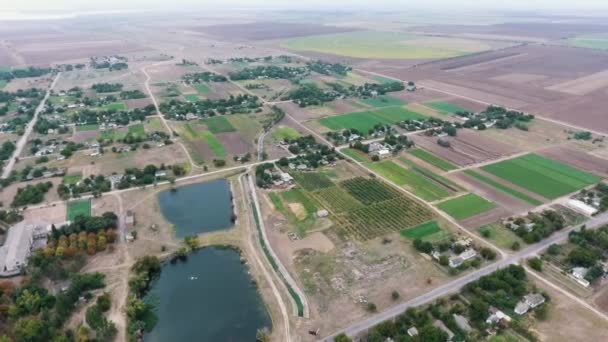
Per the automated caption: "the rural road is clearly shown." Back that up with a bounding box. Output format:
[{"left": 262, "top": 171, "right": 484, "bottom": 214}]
[
  {"left": 322, "top": 211, "right": 608, "bottom": 340},
  {"left": 1, "top": 72, "right": 61, "bottom": 179}
]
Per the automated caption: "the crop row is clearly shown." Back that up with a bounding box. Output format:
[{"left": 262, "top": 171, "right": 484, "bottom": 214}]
[
  {"left": 341, "top": 177, "right": 401, "bottom": 205},
  {"left": 292, "top": 172, "right": 335, "bottom": 191},
  {"left": 312, "top": 186, "right": 363, "bottom": 213}
]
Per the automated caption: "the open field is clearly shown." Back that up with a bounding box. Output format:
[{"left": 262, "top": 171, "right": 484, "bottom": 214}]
[
  {"left": 284, "top": 31, "right": 493, "bottom": 59},
  {"left": 408, "top": 148, "right": 457, "bottom": 171},
  {"left": 67, "top": 200, "right": 92, "bottom": 221},
  {"left": 400, "top": 220, "right": 448, "bottom": 242},
  {"left": 423, "top": 101, "right": 470, "bottom": 114},
  {"left": 271, "top": 126, "right": 300, "bottom": 141},
  {"left": 437, "top": 193, "right": 496, "bottom": 220},
  {"left": 481, "top": 153, "right": 601, "bottom": 199},
  {"left": 360, "top": 95, "right": 406, "bottom": 108},
  {"left": 318, "top": 106, "right": 425, "bottom": 132},
  {"left": 463, "top": 170, "right": 543, "bottom": 206},
  {"left": 204, "top": 116, "right": 236, "bottom": 134},
  {"left": 567, "top": 33, "right": 608, "bottom": 50},
  {"left": 196, "top": 21, "right": 358, "bottom": 40}
]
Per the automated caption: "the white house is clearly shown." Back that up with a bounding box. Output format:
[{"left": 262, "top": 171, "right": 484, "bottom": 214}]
[{"left": 571, "top": 267, "right": 590, "bottom": 287}]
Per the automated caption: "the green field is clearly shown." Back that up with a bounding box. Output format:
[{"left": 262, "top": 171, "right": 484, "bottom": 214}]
[
  {"left": 481, "top": 154, "right": 600, "bottom": 199},
  {"left": 400, "top": 220, "right": 442, "bottom": 240},
  {"left": 193, "top": 83, "right": 210, "bottom": 94},
  {"left": 63, "top": 173, "right": 82, "bottom": 185},
  {"left": 67, "top": 200, "right": 92, "bottom": 221},
  {"left": 437, "top": 193, "right": 496, "bottom": 220},
  {"left": 424, "top": 101, "right": 470, "bottom": 114},
  {"left": 283, "top": 31, "right": 489, "bottom": 59},
  {"left": 464, "top": 170, "right": 543, "bottom": 206},
  {"left": 341, "top": 148, "right": 369, "bottom": 163},
  {"left": 281, "top": 188, "right": 318, "bottom": 213},
  {"left": 409, "top": 148, "right": 457, "bottom": 171},
  {"left": 128, "top": 123, "right": 145, "bottom": 136},
  {"left": 76, "top": 124, "right": 99, "bottom": 131},
  {"left": 103, "top": 102, "right": 126, "bottom": 111},
  {"left": 272, "top": 126, "right": 300, "bottom": 141},
  {"left": 100, "top": 129, "right": 126, "bottom": 141},
  {"left": 204, "top": 116, "right": 236, "bottom": 134},
  {"left": 478, "top": 223, "right": 523, "bottom": 250},
  {"left": 319, "top": 106, "right": 425, "bottom": 132},
  {"left": 366, "top": 160, "right": 451, "bottom": 201},
  {"left": 269, "top": 192, "right": 285, "bottom": 212},
  {"left": 184, "top": 94, "right": 199, "bottom": 102},
  {"left": 371, "top": 75, "right": 398, "bottom": 84},
  {"left": 568, "top": 34, "right": 608, "bottom": 50},
  {"left": 201, "top": 131, "right": 225, "bottom": 157},
  {"left": 361, "top": 95, "right": 406, "bottom": 108},
  {"left": 399, "top": 157, "right": 462, "bottom": 190}
]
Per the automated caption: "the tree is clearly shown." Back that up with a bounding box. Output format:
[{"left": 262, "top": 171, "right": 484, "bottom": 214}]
[
  {"left": 334, "top": 333, "right": 352, "bottom": 342},
  {"left": 511, "top": 241, "right": 521, "bottom": 251},
  {"left": 528, "top": 257, "right": 543, "bottom": 272},
  {"left": 14, "top": 316, "right": 49, "bottom": 342},
  {"left": 391, "top": 291, "right": 400, "bottom": 300},
  {"left": 97, "top": 293, "right": 111, "bottom": 312},
  {"left": 366, "top": 302, "right": 377, "bottom": 312}
]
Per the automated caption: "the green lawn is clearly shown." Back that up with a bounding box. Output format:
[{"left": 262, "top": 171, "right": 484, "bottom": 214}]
[
  {"left": 128, "top": 123, "right": 145, "bottom": 137},
  {"left": 272, "top": 126, "right": 300, "bottom": 141},
  {"left": 341, "top": 148, "right": 370, "bottom": 163},
  {"left": 478, "top": 223, "right": 523, "bottom": 250},
  {"left": 63, "top": 173, "right": 82, "bottom": 185},
  {"left": 437, "top": 193, "right": 496, "bottom": 220},
  {"left": 319, "top": 106, "right": 425, "bottom": 132},
  {"left": 361, "top": 95, "right": 406, "bottom": 108},
  {"left": 464, "top": 170, "right": 543, "bottom": 206},
  {"left": 76, "top": 124, "right": 99, "bottom": 131},
  {"left": 481, "top": 154, "right": 600, "bottom": 199},
  {"left": 400, "top": 220, "right": 442, "bottom": 240},
  {"left": 424, "top": 101, "right": 470, "bottom": 114},
  {"left": 201, "top": 131, "right": 225, "bottom": 157},
  {"left": 193, "top": 83, "right": 210, "bottom": 94},
  {"left": 67, "top": 200, "right": 92, "bottom": 221},
  {"left": 204, "top": 116, "right": 236, "bottom": 134},
  {"left": 184, "top": 94, "right": 199, "bottom": 102},
  {"left": 103, "top": 102, "right": 126, "bottom": 111},
  {"left": 367, "top": 160, "right": 451, "bottom": 201},
  {"left": 409, "top": 148, "right": 457, "bottom": 171}
]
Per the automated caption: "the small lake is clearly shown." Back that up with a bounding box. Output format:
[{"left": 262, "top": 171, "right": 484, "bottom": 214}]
[
  {"left": 158, "top": 179, "right": 234, "bottom": 238},
  {"left": 144, "top": 247, "right": 272, "bottom": 342}
]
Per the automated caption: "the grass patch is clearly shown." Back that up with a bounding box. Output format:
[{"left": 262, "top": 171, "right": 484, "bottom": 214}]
[
  {"left": 146, "top": 118, "right": 164, "bottom": 131},
  {"left": 272, "top": 126, "right": 300, "bottom": 141},
  {"left": 184, "top": 94, "right": 199, "bottom": 102},
  {"left": 100, "top": 129, "right": 126, "bottom": 141},
  {"left": 193, "top": 83, "right": 210, "bottom": 94},
  {"left": 478, "top": 223, "right": 523, "bottom": 250},
  {"left": 67, "top": 200, "right": 92, "bottom": 221},
  {"left": 200, "top": 131, "right": 225, "bottom": 157},
  {"left": 128, "top": 123, "right": 145, "bottom": 137},
  {"left": 204, "top": 116, "right": 236, "bottom": 134},
  {"left": 481, "top": 154, "right": 600, "bottom": 199},
  {"left": 424, "top": 101, "right": 470, "bottom": 114},
  {"left": 282, "top": 188, "right": 318, "bottom": 213},
  {"left": 63, "top": 173, "right": 82, "bottom": 185},
  {"left": 292, "top": 172, "right": 334, "bottom": 191},
  {"left": 464, "top": 170, "right": 543, "bottom": 205},
  {"left": 319, "top": 106, "right": 425, "bottom": 132},
  {"left": 102, "top": 102, "right": 126, "bottom": 111},
  {"left": 409, "top": 148, "right": 457, "bottom": 171},
  {"left": 400, "top": 220, "right": 441, "bottom": 240},
  {"left": 76, "top": 124, "right": 99, "bottom": 132},
  {"left": 366, "top": 160, "right": 451, "bottom": 201},
  {"left": 437, "top": 193, "right": 496, "bottom": 220},
  {"left": 268, "top": 192, "right": 285, "bottom": 212},
  {"left": 371, "top": 75, "right": 398, "bottom": 84},
  {"left": 361, "top": 95, "right": 406, "bottom": 108},
  {"left": 341, "top": 148, "right": 369, "bottom": 163}
]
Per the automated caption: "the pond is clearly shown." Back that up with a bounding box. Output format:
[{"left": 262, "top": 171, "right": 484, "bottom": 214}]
[
  {"left": 144, "top": 247, "right": 272, "bottom": 341},
  {"left": 158, "top": 179, "right": 234, "bottom": 238}
]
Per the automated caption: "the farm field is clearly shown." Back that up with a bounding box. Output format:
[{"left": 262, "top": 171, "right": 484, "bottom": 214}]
[
  {"left": 408, "top": 148, "right": 457, "bottom": 171},
  {"left": 103, "top": 102, "right": 127, "bottom": 111},
  {"left": 361, "top": 95, "right": 406, "bottom": 108},
  {"left": 67, "top": 200, "right": 92, "bottom": 221},
  {"left": 423, "top": 101, "right": 470, "bottom": 114},
  {"left": 567, "top": 34, "right": 608, "bottom": 50},
  {"left": 400, "top": 220, "right": 449, "bottom": 242},
  {"left": 283, "top": 31, "right": 491, "bottom": 59},
  {"left": 481, "top": 154, "right": 601, "bottom": 199},
  {"left": 193, "top": 83, "right": 210, "bottom": 94},
  {"left": 341, "top": 148, "right": 369, "bottom": 163},
  {"left": 318, "top": 106, "right": 425, "bottom": 132},
  {"left": 437, "top": 193, "right": 496, "bottom": 220},
  {"left": 271, "top": 126, "right": 300, "bottom": 141},
  {"left": 184, "top": 94, "right": 199, "bottom": 102},
  {"left": 76, "top": 124, "right": 99, "bottom": 132},
  {"left": 204, "top": 116, "right": 236, "bottom": 134},
  {"left": 463, "top": 170, "right": 543, "bottom": 205},
  {"left": 366, "top": 160, "right": 451, "bottom": 201}
]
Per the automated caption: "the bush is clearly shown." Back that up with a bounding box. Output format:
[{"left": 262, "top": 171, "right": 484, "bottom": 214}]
[
  {"left": 511, "top": 241, "right": 521, "bottom": 251},
  {"left": 366, "top": 302, "right": 377, "bottom": 312},
  {"left": 391, "top": 291, "right": 400, "bottom": 300},
  {"left": 528, "top": 257, "right": 543, "bottom": 272}
]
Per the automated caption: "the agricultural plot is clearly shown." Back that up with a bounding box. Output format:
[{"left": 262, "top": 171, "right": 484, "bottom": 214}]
[
  {"left": 340, "top": 148, "right": 369, "bottom": 163},
  {"left": 271, "top": 126, "right": 300, "bottom": 141},
  {"left": 102, "top": 102, "right": 126, "bottom": 111},
  {"left": 481, "top": 154, "right": 600, "bottom": 199},
  {"left": 366, "top": 160, "right": 451, "bottom": 201},
  {"left": 204, "top": 116, "right": 236, "bottom": 134},
  {"left": 361, "top": 95, "right": 405, "bottom": 108},
  {"left": 409, "top": 148, "right": 457, "bottom": 171},
  {"left": 128, "top": 123, "right": 145, "bottom": 137},
  {"left": 424, "top": 101, "right": 470, "bottom": 114},
  {"left": 312, "top": 186, "right": 363, "bottom": 213},
  {"left": 193, "top": 83, "right": 210, "bottom": 94},
  {"left": 184, "top": 94, "right": 199, "bottom": 102},
  {"left": 463, "top": 170, "right": 543, "bottom": 206},
  {"left": 67, "top": 200, "right": 91, "bottom": 221},
  {"left": 281, "top": 188, "right": 318, "bottom": 214},
  {"left": 400, "top": 220, "right": 448, "bottom": 242},
  {"left": 341, "top": 177, "right": 401, "bottom": 205},
  {"left": 568, "top": 34, "right": 608, "bottom": 50},
  {"left": 318, "top": 106, "right": 425, "bottom": 132},
  {"left": 291, "top": 172, "right": 334, "bottom": 191},
  {"left": 76, "top": 124, "right": 99, "bottom": 132},
  {"left": 437, "top": 193, "right": 496, "bottom": 220}
]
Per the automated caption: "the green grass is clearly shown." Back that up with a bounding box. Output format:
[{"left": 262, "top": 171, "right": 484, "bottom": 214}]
[
  {"left": 63, "top": 173, "right": 82, "bottom": 185},
  {"left": 366, "top": 160, "right": 451, "bottom": 201},
  {"left": 481, "top": 154, "right": 600, "bottom": 199},
  {"left": 146, "top": 118, "right": 164, "bottom": 131},
  {"left": 424, "top": 101, "right": 470, "bottom": 114},
  {"left": 437, "top": 193, "right": 496, "bottom": 220},
  {"left": 184, "top": 94, "right": 199, "bottom": 102},
  {"left": 76, "top": 124, "right": 99, "bottom": 131},
  {"left": 281, "top": 188, "right": 318, "bottom": 213},
  {"left": 478, "top": 223, "right": 523, "bottom": 250},
  {"left": 204, "top": 116, "right": 236, "bottom": 134},
  {"left": 319, "top": 106, "right": 425, "bottom": 132},
  {"left": 128, "top": 123, "right": 145, "bottom": 137},
  {"left": 400, "top": 220, "right": 441, "bottom": 240},
  {"left": 464, "top": 170, "right": 543, "bottom": 206},
  {"left": 200, "top": 131, "right": 225, "bottom": 157},
  {"left": 341, "top": 148, "right": 369, "bottom": 163},
  {"left": 67, "top": 200, "right": 92, "bottom": 221},
  {"left": 283, "top": 31, "right": 488, "bottom": 59},
  {"left": 100, "top": 129, "right": 126, "bottom": 140},
  {"left": 399, "top": 157, "right": 462, "bottom": 190},
  {"left": 371, "top": 75, "right": 398, "bottom": 84},
  {"left": 103, "top": 102, "right": 126, "bottom": 111},
  {"left": 193, "top": 83, "right": 210, "bottom": 94},
  {"left": 361, "top": 95, "right": 406, "bottom": 108},
  {"left": 409, "top": 148, "right": 457, "bottom": 171},
  {"left": 272, "top": 126, "right": 300, "bottom": 141},
  {"left": 269, "top": 192, "right": 285, "bottom": 212}
]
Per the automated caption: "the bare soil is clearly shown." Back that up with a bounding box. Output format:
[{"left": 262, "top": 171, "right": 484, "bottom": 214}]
[
  {"left": 217, "top": 131, "right": 250, "bottom": 155},
  {"left": 451, "top": 171, "right": 532, "bottom": 213},
  {"left": 194, "top": 22, "right": 358, "bottom": 41},
  {"left": 539, "top": 145, "right": 608, "bottom": 178}
]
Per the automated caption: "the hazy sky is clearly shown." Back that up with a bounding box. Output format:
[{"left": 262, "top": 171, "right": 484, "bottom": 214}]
[{"left": 2, "top": 0, "right": 608, "bottom": 13}]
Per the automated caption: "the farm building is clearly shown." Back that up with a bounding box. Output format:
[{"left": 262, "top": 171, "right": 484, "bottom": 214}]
[{"left": 566, "top": 199, "right": 598, "bottom": 216}]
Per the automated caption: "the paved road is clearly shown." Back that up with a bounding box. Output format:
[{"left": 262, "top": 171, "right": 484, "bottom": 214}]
[
  {"left": 1, "top": 73, "right": 61, "bottom": 179},
  {"left": 323, "top": 211, "right": 608, "bottom": 340}
]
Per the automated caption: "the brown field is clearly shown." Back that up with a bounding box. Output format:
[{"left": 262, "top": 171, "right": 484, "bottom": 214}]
[
  {"left": 547, "top": 69, "right": 608, "bottom": 95},
  {"left": 491, "top": 72, "right": 548, "bottom": 84},
  {"left": 538, "top": 145, "right": 608, "bottom": 178},
  {"left": 194, "top": 22, "right": 358, "bottom": 41},
  {"left": 216, "top": 132, "right": 250, "bottom": 155},
  {"left": 460, "top": 206, "right": 512, "bottom": 229},
  {"left": 411, "top": 129, "right": 521, "bottom": 166},
  {"left": 124, "top": 98, "right": 153, "bottom": 109}
]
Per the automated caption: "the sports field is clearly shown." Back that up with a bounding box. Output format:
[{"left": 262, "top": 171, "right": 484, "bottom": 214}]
[
  {"left": 367, "top": 160, "right": 451, "bottom": 201},
  {"left": 409, "top": 148, "right": 457, "bottom": 171},
  {"left": 283, "top": 31, "right": 490, "bottom": 59},
  {"left": 481, "top": 154, "right": 600, "bottom": 199},
  {"left": 319, "top": 107, "right": 425, "bottom": 132},
  {"left": 272, "top": 126, "right": 300, "bottom": 141},
  {"left": 463, "top": 170, "right": 543, "bottom": 206},
  {"left": 67, "top": 200, "right": 92, "bottom": 221},
  {"left": 204, "top": 116, "right": 236, "bottom": 134},
  {"left": 400, "top": 220, "right": 445, "bottom": 241},
  {"left": 361, "top": 95, "right": 406, "bottom": 108},
  {"left": 437, "top": 193, "right": 496, "bottom": 220},
  {"left": 424, "top": 101, "right": 470, "bottom": 114}
]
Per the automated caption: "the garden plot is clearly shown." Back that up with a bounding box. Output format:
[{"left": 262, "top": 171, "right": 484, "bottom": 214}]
[
  {"left": 318, "top": 106, "right": 425, "bottom": 132},
  {"left": 436, "top": 193, "right": 496, "bottom": 221}
]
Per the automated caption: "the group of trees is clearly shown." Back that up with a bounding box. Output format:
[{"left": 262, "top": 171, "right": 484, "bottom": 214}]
[
  {"left": 361, "top": 306, "right": 452, "bottom": 342},
  {"left": 306, "top": 60, "right": 351, "bottom": 76},
  {"left": 90, "top": 56, "right": 129, "bottom": 71},
  {"left": 456, "top": 105, "right": 535, "bottom": 131},
  {"left": 0, "top": 67, "right": 52, "bottom": 83},
  {"left": 0, "top": 141, "right": 16, "bottom": 161},
  {"left": 57, "top": 175, "right": 110, "bottom": 199},
  {"left": 566, "top": 225, "right": 608, "bottom": 282},
  {"left": 278, "top": 135, "right": 340, "bottom": 168},
  {"left": 229, "top": 65, "right": 310, "bottom": 82},
  {"left": 182, "top": 72, "right": 227, "bottom": 83},
  {"left": 510, "top": 210, "right": 566, "bottom": 244},
  {"left": 160, "top": 94, "right": 262, "bottom": 119},
  {"left": 127, "top": 256, "right": 161, "bottom": 342},
  {"left": 119, "top": 90, "right": 147, "bottom": 100},
  {"left": 72, "top": 105, "right": 156, "bottom": 127},
  {"left": 43, "top": 228, "right": 118, "bottom": 258},
  {"left": 284, "top": 80, "right": 405, "bottom": 108},
  {"left": 11, "top": 182, "right": 53, "bottom": 207},
  {"left": 255, "top": 163, "right": 276, "bottom": 188},
  {"left": 91, "top": 83, "right": 124, "bottom": 93},
  {"left": 84, "top": 292, "right": 116, "bottom": 341}
]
